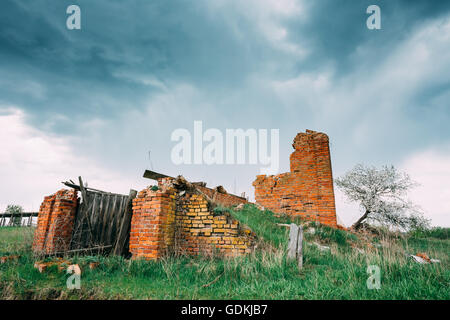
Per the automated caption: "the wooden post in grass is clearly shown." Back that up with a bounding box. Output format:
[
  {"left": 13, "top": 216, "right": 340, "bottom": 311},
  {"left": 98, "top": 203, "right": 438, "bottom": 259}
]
[
  {"left": 297, "top": 225, "right": 303, "bottom": 269},
  {"left": 287, "top": 223, "right": 303, "bottom": 270}
]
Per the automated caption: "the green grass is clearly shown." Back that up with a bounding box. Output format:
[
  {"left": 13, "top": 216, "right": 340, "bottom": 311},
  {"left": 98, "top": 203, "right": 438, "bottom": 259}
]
[
  {"left": 409, "top": 227, "right": 450, "bottom": 240},
  {"left": 0, "top": 207, "right": 449, "bottom": 300}
]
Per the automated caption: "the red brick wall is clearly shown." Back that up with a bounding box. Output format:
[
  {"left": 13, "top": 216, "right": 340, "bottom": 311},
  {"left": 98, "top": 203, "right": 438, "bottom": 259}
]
[
  {"left": 130, "top": 181, "right": 255, "bottom": 260},
  {"left": 175, "top": 193, "right": 254, "bottom": 257},
  {"left": 196, "top": 186, "right": 247, "bottom": 207},
  {"left": 33, "top": 189, "right": 78, "bottom": 254},
  {"left": 253, "top": 130, "right": 337, "bottom": 227},
  {"left": 129, "top": 185, "right": 176, "bottom": 260}
]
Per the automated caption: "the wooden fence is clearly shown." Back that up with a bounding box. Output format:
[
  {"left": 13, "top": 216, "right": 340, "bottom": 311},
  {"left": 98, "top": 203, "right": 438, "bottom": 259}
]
[
  {"left": 0, "top": 212, "right": 38, "bottom": 227},
  {"left": 66, "top": 178, "right": 137, "bottom": 256}
]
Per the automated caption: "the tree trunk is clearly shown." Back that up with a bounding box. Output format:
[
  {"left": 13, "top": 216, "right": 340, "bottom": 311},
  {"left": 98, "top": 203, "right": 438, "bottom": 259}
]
[{"left": 352, "top": 210, "right": 369, "bottom": 230}]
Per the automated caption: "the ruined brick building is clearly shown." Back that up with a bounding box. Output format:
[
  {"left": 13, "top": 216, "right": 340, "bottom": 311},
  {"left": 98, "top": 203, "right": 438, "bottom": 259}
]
[
  {"left": 32, "top": 177, "right": 255, "bottom": 259},
  {"left": 129, "top": 177, "right": 255, "bottom": 260},
  {"left": 253, "top": 130, "right": 337, "bottom": 227},
  {"left": 32, "top": 129, "right": 338, "bottom": 260}
]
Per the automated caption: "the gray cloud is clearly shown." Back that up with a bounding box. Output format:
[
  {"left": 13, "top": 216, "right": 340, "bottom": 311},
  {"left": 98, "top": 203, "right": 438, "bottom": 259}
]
[{"left": 1, "top": 0, "right": 449, "bottom": 225}]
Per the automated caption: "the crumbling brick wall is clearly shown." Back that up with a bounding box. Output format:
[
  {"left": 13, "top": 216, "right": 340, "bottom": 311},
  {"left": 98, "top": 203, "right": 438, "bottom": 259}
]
[
  {"left": 195, "top": 185, "right": 247, "bottom": 207},
  {"left": 33, "top": 189, "right": 78, "bottom": 254},
  {"left": 175, "top": 193, "right": 254, "bottom": 257},
  {"left": 130, "top": 179, "right": 255, "bottom": 260},
  {"left": 129, "top": 184, "right": 176, "bottom": 260},
  {"left": 253, "top": 130, "right": 337, "bottom": 227}
]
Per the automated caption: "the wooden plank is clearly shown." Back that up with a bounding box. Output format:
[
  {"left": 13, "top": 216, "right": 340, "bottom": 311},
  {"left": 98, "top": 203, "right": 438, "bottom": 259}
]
[
  {"left": 95, "top": 192, "right": 106, "bottom": 244},
  {"left": 111, "top": 197, "right": 124, "bottom": 247},
  {"left": 80, "top": 192, "right": 91, "bottom": 248},
  {"left": 70, "top": 199, "right": 84, "bottom": 250},
  {"left": 105, "top": 194, "right": 118, "bottom": 246},
  {"left": 0, "top": 212, "right": 38, "bottom": 218},
  {"left": 143, "top": 170, "right": 172, "bottom": 180},
  {"left": 94, "top": 192, "right": 104, "bottom": 246},
  {"left": 297, "top": 225, "right": 303, "bottom": 269},
  {"left": 287, "top": 224, "right": 299, "bottom": 260},
  {"left": 62, "top": 181, "right": 119, "bottom": 195},
  {"left": 42, "top": 245, "right": 113, "bottom": 258},
  {"left": 78, "top": 176, "right": 87, "bottom": 200},
  {"left": 100, "top": 193, "right": 111, "bottom": 242},
  {"left": 108, "top": 196, "right": 124, "bottom": 245},
  {"left": 80, "top": 190, "right": 95, "bottom": 249},
  {"left": 276, "top": 223, "right": 291, "bottom": 228},
  {"left": 86, "top": 191, "right": 98, "bottom": 247},
  {"left": 89, "top": 192, "right": 99, "bottom": 246},
  {"left": 113, "top": 189, "right": 137, "bottom": 255},
  {"left": 63, "top": 177, "right": 134, "bottom": 254}
]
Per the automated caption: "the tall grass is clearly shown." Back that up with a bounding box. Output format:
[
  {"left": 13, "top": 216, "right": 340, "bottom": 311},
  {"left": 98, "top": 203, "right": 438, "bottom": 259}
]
[{"left": 0, "top": 208, "right": 448, "bottom": 300}]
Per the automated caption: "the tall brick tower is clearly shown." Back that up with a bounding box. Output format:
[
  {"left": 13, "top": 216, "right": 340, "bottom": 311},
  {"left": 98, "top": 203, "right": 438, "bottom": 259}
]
[{"left": 253, "top": 130, "right": 337, "bottom": 227}]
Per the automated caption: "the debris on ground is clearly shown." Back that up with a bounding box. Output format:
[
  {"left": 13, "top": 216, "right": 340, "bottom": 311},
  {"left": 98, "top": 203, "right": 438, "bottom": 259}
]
[
  {"left": 34, "top": 257, "right": 71, "bottom": 273},
  {"left": 235, "top": 203, "right": 245, "bottom": 210},
  {"left": 309, "top": 242, "right": 330, "bottom": 251},
  {"left": 409, "top": 255, "right": 429, "bottom": 264},
  {"left": 307, "top": 227, "right": 316, "bottom": 235},
  {"left": 430, "top": 259, "right": 441, "bottom": 264},
  {"left": 416, "top": 252, "right": 431, "bottom": 263},
  {"left": 89, "top": 262, "right": 100, "bottom": 270},
  {"left": 409, "top": 253, "right": 441, "bottom": 264},
  {"left": 0, "top": 255, "right": 20, "bottom": 264}
]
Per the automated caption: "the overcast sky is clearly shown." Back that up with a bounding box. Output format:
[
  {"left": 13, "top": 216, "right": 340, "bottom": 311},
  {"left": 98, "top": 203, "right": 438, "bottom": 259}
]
[{"left": 1, "top": 0, "right": 449, "bottom": 227}]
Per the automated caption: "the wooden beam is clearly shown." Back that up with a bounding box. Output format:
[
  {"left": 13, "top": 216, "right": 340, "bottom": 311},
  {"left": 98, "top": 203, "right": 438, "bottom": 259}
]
[
  {"left": 0, "top": 212, "right": 38, "bottom": 218},
  {"left": 62, "top": 181, "right": 119, "bottom": 195},
  {"left": 287, "top": 223, "right": 303, "bottom": 270},
  {"left": 287, "top": 224, "right": 299, "bottom": 260},
  {"left": 143, "top": 170, "right": 172, "bottom": 180},
  {"left": 297, "top": 225, "right": 303, "bottom": 269},
  {"left": 39, "top": 245, "right": 113, "bottom": 258},
  {"left": 276, "top": 223, "right": 291, "bottom": 228}
]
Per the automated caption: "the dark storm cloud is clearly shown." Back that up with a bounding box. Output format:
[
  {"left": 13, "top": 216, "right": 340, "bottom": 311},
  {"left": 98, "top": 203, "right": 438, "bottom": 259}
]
[
  {"left": 287, "top": 0, "right": 450, "bottom": 74},
  {"left": 1, "top": 0, "right": 449, "bottom": 133},
  {"left": 1, "top": 0, "right": 450, "bottom": 226},
  {"left": 0, "top": 0, "right": 289, "bottom": 133},
  {"left": 0, "top": 0, "right": 448, "bottom": 166}
]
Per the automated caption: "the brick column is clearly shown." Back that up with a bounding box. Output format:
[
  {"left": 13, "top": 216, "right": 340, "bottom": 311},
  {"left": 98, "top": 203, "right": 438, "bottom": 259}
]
[
  {"left": 130, "top": 185, "right": 176, "bottom": 260},
  {"left": 313, "top": 134, "right": 337, "bottom": 227},
  {"left": 253, "top": 130, "right": 338, "bottom": 228},
  {"left": 33, "top": 189, "right": 78, "bottom": 254}
]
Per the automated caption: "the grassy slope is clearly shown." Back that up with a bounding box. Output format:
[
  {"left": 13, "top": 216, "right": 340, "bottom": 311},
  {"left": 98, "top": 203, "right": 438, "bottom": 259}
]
[{"left": 0, "top": 206, "right": 449, "bottom": 300}]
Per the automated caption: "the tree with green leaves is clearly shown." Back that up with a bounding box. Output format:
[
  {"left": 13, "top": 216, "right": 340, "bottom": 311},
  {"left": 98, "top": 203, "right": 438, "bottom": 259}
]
[{"left": 5, "top": 204, "right": 24, "bottom": 227}]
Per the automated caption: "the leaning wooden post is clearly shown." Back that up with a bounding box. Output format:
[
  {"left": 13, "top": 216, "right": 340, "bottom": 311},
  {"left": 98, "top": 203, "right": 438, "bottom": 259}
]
[
  {"left": 297, "top": 225, "right": 303, "bottom": 269},
  {"left": 288, "top": 224, "right": 299, "bottom": 260},
  {"left": 287, "top": 223, "right": 303, "bottom": 270}
]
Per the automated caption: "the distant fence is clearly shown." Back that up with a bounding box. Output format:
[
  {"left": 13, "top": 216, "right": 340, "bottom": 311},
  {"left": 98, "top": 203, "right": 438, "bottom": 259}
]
[{"left": 0, "top": 212, "right": 38, "bottom": 227}]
